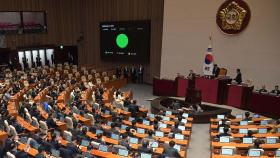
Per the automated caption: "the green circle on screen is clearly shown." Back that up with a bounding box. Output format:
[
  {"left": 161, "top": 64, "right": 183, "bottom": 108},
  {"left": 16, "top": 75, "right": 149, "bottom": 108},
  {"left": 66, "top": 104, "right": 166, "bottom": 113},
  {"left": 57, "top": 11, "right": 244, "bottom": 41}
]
[{"left": 116, "top": 33, "right": 128, "bottom": 49}]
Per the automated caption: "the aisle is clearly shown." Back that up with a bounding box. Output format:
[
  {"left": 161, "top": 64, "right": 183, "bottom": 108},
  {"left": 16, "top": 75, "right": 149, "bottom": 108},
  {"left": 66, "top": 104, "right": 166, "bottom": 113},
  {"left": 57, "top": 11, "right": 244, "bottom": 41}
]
[{"left": 187, "top": 124, "right": 211, "bottom": 158}]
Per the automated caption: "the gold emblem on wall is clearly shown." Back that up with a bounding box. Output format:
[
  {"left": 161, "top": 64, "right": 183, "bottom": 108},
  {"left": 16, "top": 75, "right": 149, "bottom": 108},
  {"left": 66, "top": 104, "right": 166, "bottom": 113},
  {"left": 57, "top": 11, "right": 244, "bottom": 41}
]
[{"left": 216, "top": 0, "right": 251, "bottom": 35}]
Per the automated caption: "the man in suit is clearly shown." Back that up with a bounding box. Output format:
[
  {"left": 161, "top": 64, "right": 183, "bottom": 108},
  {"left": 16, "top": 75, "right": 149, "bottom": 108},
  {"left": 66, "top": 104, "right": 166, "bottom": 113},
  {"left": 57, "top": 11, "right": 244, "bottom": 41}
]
[
  {"left": 116, "top": 66, "right": 122, "bottom": 79},
  {"left": 35, "top": 146, "right": 46, "bottom": 158},
  {"left": 123, "top": 66, "right": 129, "bottom": 78},
  {"left": 216, "top": 127, "right": 231, "bottom": 138},
  {"left": 234, "top": 68, "right": 242, "bottom": 84},
  {"left": 138, "top": 140, "right": 153, "bottom": 154},
  {"left": 259, "top": 85, "right": 268, "bottom": 93},
  {"left": 171, "top": 122, "right": 182, "bottom": 134},
  {"left": 271, "top": 85, "right": 280, "bottom": 95},
  {"left": 212, "top": 64, "right": 220, "bottom": 78},
  {"left": 137, "top": 65, "right": 144, "bottom": 84},
  {"left": 128, "top": 100, "right": 139, "bottom": 117},
  {"left": 242, "top": 112, "right": 252, "bottom": 121},
  {"left": 162, "top": 141, "right": 181, "bottom": 158}
]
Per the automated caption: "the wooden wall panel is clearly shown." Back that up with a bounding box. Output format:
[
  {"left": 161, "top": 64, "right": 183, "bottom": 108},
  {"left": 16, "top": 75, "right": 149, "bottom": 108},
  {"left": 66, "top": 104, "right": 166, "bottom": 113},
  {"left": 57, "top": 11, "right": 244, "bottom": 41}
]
[{"left": 0, "top": 0, "right": 164, "bottom": 83}]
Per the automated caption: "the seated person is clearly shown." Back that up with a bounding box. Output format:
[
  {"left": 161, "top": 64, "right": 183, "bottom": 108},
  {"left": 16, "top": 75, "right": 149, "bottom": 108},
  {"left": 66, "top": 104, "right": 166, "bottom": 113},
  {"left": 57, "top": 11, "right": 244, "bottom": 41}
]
[
  {"left": 94, "top": 133, "right": 106, "bottom": 145},
  {"left": 242, "top": 112, "right": 252, "bottom": 121},
  {"left": 212, "top": 64, "right": 220, "bottom": 78},
  {"left": 187, "top": 70, "right": 195, "bottom": 79},
  {"left": 234, "top": 69, "right": 242, "bottom": 84},
  {"left": 270, "top": 119, "right": 280, "bottom": 133},
  {"left": 217, "top": 119, "right": 230, "bottom": 130},
  {"left": 271, "top": 85, "right": 280, "bottom": 95},
  {"left": 258, "top": 85, "right": 268, "bottom": 93},
  {"left": 138, "top": 140, "right": 153, "bottom": 154},
  {"left": 171, "top": 122, "right": 182, "bottom": 134},
  {"left": 216, "top": 127, "right": 231, "bottom": 138},
  {"left": 244, "top": 130, "right": 254, "bottom": 138},
  {"left": 35, "top": 146, "right": 46, "bottom": 158},
  {"left": 162, "top": 141, "right": 181, "bottom": 158}
]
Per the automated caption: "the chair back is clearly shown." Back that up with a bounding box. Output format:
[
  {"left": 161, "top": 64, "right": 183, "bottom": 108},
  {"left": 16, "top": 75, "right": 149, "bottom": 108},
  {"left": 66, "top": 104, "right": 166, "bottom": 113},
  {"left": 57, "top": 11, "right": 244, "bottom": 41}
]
[
  {"left": 31, "top": 117, "right": 39, "bottom": 128},
  {"left": 219, "top": 68, "right": 227, "bottom": 77},
  {"left": 9, "top": 125, "right": 18, "bottom": 137},
  {"left": 65, "top": 117, "right": 74, "bottom": 129},
  {"left": 6, "top": 152, "right": 16, "bottom": 158}
]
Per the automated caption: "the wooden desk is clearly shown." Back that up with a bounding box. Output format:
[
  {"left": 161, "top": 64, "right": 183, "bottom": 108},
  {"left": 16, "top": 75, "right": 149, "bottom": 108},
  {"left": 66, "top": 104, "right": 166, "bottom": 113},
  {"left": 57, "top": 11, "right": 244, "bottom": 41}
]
[
  {"left": 212, "top": 154, "right": 269, "bottom": 158},
  {"left": 16, "top": 116, "right": 38, "bottom": 132},
  {"left": 0, "top": 131, "right": 8, "bottom": 145},
  {"left": 18, "top": 143, "right": 38, "bottom": 157},
  {"left": 91, "top": 149, "right": 132, "bottom": 158}
]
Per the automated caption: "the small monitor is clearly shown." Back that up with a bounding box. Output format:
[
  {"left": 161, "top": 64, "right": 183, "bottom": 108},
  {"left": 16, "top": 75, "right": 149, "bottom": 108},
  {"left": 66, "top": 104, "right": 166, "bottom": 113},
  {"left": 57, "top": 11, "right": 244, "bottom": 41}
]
[
  {"left": 217, "top": 115, "right": 225, "bottom": 119},
  {"left": 118, "top": 149, "right": 129, "bottom": 157},
  {"left": 140, "top": 153, "right": 152, "bottom": 158},
  {"left": 236, "top": 114, "right": 243, "bottom": 119},
  {"left": 181, "top": 119, "right": 187, "bottom": 124},
  {"left": 155, "top": 131, "right": 164, "bottom": 137},
  {"left": 248, "top": 149, "right": 262, "bottom": 157},
  {"left": 96, "top": 129, "right": 103, "bottom": 135},
  {"left": 66, "top": 135, "right": 72, "bottom": 142},
  {"left": 60, "top": 116, "right": 65, "bottom": 121},
  {"left": 266, "top": 137, "right": 277, "bottom": 144},
  {"left": 163, "top": 116, "right": 170, "bottom": 121},
  {"left": 218, "top": 121, "right": 223, "bottom": 125},
  {"left": 165, "top": 111, "right": 172, "bottom": 116},
  {"left": 137, "top": 128, "right": 145, "bottom": 134},
  {"left": 243, "top": 137, "right": 253, "bottom": 144},
  {"left": 150, "top": 141, "right": 159, "bottom": 148},
  {"left": 54, "top": 130, "right": 60, "bottom": 137},
  {"left": 99, "top": 144, "right": 108, "bottom": 152},
  {"left": 178, "top": 126, "right": 185, "bottom": 131},
  {"left": 221, "top": 148, "right": 234, "bottom": 156},
  {"left": 129, "top": 117, "right": 135, "bottom": 122},
  {"left": 253, "top": 114, "right": 260, "bottom": 118},
  {"left": 148, "top": 113, "right": 155, "bottom": 118},
  {"left": 124, "top": 107, "right": 129, "bottom": 111},
  {"left": 105, "top": 110, "right": 110, "bottom": 115},
  {"left": 121, "top": 124, "right": 128, "bottom": 130},
  {"left": 258, "top": 128, "right": 267, "bottom": 134},
  {"left": 219, "top": 136, "right": 230, "bottom": 143},
  {"left": 219, "top": 127, "right": 224, "bottom": 133},
  {"left": 159, "top": 123, "right": 167, "bottom": 129},
  {"left": 51, "top": 149, "right": 60, "bottom": 157},
  {"left": 111, "top": 133, "right": 119, "bottom": 140},
  {"left": 107, "top": 121, "right": 113, "bottom": 126},
  {"left": 239, "top": 128, "right": 248, "bottom": 134},
  {"left": 275, "top": 149, "right": 280, "bottom": 157},
  {"left": 240, "top": 121, "right": 248, "bottom": 126},
  {"left": 174, "top": 134, "right": 184, "bottom": 140},
  {"left": 182, "top": 113, "right": 189, "bottom": 118},
  {"left": 81, "top": 140, "right": 90, "bottom": 147},
  {"left": 143, "top": 120, "right": 150, "bottom": 126},
  {"left": 129, "top": 137, "right": 139, "bottom": 144},
  {"left": 260, "top": 120, "right": 268, "bottom": 125},
  {"left": 173, "top": 144, "right": 181, "bottom": 151},
  {"left": 278, "top": 128, "right": 280, "bottom": 133}
]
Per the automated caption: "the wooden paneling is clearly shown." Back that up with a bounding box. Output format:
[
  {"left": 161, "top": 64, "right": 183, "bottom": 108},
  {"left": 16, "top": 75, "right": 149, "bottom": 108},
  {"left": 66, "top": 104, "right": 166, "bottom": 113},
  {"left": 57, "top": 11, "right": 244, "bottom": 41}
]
[{"left": 0, "top": 0, "right": 164, "bottom": 83}]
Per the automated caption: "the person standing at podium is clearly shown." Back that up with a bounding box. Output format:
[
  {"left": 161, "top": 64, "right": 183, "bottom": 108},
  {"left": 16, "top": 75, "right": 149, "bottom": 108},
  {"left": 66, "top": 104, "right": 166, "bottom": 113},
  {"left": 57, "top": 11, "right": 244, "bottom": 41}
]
[
  {"left": 212, "top": 64, "right": 220, "bottom": 78},
  {"left": 234, "top": 68, "right": 242, "bottom": 84},
  {"left": 271, "top": 85, "right": 280, "bottom": 95}
]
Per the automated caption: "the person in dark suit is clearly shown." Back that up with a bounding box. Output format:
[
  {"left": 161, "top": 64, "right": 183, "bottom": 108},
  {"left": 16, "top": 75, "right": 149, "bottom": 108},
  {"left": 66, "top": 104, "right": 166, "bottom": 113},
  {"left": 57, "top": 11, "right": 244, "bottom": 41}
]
[
  {"left": 123, "top": 66, "right": 129, "bottom": 79},
  {"left": 123, "top": 97, "right": 131, "bottom": 107},
  {"left": 137, "top": 65, "right": 144, "bottom": 84},
  {"left": 242, "top": 112, "right": 252, "bottom": 121},
  {"left": 234, "top": 69, "right": 242, "bottom": 84},
  {"left": 212, "top": 64, "right": 220, "bottom": 78},
  {"left": 171, "top": 122, "right": 182, "bottom": 134},
  {"left": 162, "top": 141, "right": 181, "bottom": 158},
  {"left": 116, "top": 66, "right": 122, "bottom": 79},
  {"left": 35, "top": 146, "right": 46, "bottom": 158},
  {"left": 128, "top": 100, "right": 139, "bottom": 117},
  {"left": 271, "top": 85, "right": 280, "bottom": 95},
  {"left": 216, "top": 127, "right": 231, "bottom": 138},
  {"left": 217, "top": 119, "right": 230, "bottom": 130},
  {"left": 259, "top": 85, "right": 268, "bottom": 93},
  {"left": 138, "top": 140, "right": 153, "bottom": 154},
  {"left": 59, "top": 147, "right": 73, "bottom": 158}
]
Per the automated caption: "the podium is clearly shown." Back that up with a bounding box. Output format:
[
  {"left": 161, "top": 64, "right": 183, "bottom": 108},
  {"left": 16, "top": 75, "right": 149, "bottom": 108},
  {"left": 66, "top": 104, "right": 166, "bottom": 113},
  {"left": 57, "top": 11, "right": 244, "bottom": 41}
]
[
  {"left": 226, "top": 84, "right": 253, "bottom": 108},
  {"left": 195, "top": 77, "right": 231, "bottom": 104},
  {"left": 175, "top": 77, "right": 189, "bottom": 97},
  {"left": 153, "top": 78, "right": 176, "bottom": 96}
]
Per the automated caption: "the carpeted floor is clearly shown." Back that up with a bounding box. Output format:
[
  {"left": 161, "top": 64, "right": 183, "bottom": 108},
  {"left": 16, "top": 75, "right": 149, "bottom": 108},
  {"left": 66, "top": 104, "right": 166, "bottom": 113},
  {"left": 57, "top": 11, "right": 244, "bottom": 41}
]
[{"left": 121, "top": 83, "right": 250, "bottom": 158}]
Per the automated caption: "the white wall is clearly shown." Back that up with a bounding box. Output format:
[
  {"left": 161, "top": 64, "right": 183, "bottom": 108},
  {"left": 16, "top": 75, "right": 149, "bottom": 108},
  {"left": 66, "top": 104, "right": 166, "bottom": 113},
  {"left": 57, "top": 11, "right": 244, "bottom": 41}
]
[{"left": 161, "top": 0, "right": 280, "bottom": 89}]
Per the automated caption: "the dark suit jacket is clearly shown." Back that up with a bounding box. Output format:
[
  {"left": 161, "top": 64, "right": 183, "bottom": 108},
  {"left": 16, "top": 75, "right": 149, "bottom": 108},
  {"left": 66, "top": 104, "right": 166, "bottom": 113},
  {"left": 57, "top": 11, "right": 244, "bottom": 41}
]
[
  {"left": 212, "top": 67, "right": 220, "bottom": 78},
  {"left": 138, "top": 146, "right": 153, "bottom": 154},
  {"left": 234, "top": 73, "right": 242, "bottom": 84},
  {"left": 59, "top": 148, "right": 73, "bottom": 158},
  {"left": 171, "top": 128, "right": 182, "bottom": 134},
  {"left": 163, "top": 147, "right": 181, "bottom": 157}
]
